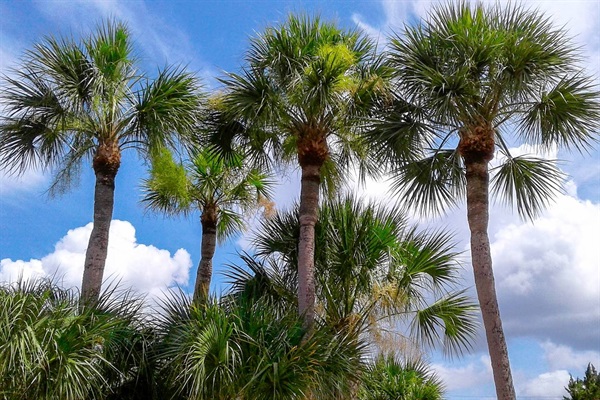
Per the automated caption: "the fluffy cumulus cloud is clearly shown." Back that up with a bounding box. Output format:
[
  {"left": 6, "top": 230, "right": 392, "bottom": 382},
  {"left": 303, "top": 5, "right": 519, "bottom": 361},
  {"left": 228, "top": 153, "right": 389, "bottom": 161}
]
[
  {"left": 431, "top": 355, "right": 493, "bottom": 393},
  {"left": 542, "top": 341, "right": 600, "bottom": 372},
  {"left": 492, "top": 193, "right": 600, "bottom": 349},
  {"left": 521, "top": 370, "right": 570, "bottom": 398},
  {"left": 0, "top": 220, "right": 192, "bottom": 298}
]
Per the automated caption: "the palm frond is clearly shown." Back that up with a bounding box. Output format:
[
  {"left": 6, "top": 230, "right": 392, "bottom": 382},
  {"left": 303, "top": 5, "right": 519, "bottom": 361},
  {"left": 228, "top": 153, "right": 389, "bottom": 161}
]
[
  {"left": 491, "top": 153, "right": 565, "bottom": 220},
  {"left": 410, "top": 290, "right": 478, "bottom": 358},
  {"left": 520, "top": 74, "right": 600, "bottom": 152},
  {"left": 141, "top": 148, "right": 192, "bottom": 216},
  {"left": 132, "top": 65, "right": 202, "bottom": 152},
  {"left": 390, "top": 149, "right": 466, "bottom": 216}
]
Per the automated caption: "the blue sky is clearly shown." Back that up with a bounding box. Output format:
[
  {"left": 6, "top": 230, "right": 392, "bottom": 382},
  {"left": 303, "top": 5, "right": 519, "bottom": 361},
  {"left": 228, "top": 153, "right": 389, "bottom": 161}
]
[{"left": 1, "top": 0, "right": 599, "bottom": 398}]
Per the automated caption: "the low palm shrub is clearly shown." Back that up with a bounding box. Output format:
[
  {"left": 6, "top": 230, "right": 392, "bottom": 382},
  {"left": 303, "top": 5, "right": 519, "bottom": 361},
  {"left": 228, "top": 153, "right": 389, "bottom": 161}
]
[
  {"left": 0, "top": 280, "right": 149, "bottom": 400},
  {"left": 358, "top": 354, "right": 444, "bottom": 400}
]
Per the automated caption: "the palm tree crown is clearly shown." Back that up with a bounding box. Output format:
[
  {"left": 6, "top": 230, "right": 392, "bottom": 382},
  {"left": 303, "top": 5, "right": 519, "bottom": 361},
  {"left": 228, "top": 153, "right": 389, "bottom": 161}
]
[
  {"left": 142, "top": 145, "right": 273, "bottom": 303},
  {"left": 0, "top": 20, "right": 202, "bottom": 303},
  {"left": 223, "top": 14, "right": 389, "bottom": 327},
  {"left": 378, "top": 2, "right": 599, "bottom": 399}
]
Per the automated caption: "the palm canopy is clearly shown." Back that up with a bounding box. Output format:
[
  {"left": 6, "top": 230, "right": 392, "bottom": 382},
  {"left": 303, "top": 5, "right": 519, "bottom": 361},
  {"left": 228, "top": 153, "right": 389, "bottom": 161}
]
[
  {"left": 377, "top": 3, "right": 599, "bottom": 398},
  {"left": 0, "top": 19, "right": 202, "bottom": 303},
  {"left": 142, "top": 146, "right": 273, "bottom": 243},
  {"left": 380, "top": 1, "right": 599, "bottom": 218},
  {"left": 142, "top": 142, "right": 273, "bottom": 304},
  {"left": 221, "top": 13, "right": 390, "bottom": 188},
  {"left": 0, "top": 19, "right": 201, "bottom": 191},
  {"left": 221, "top": 13, "right": 391, "bottom": 328},
  {"left": 247, "top": 196, "right": 478, "bottom": 357}
]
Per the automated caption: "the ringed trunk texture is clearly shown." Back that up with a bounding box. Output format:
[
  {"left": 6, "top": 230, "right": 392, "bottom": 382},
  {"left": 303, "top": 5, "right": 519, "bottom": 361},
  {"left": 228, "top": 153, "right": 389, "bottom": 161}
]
[
  {"left": 298, "top": 163, "right": 321, "bottom": 330},
  {"left": 296, "top": 129, "right": 328, "bottom": 330},
  {"left": 81, "top": 142, "right": 121, "bottom": 304},
  {"left": 194, "top": 208, "right": 217, "bottom": 305},
  {"left": 461, "top": 125, "right": 516, "bottom": 400}
]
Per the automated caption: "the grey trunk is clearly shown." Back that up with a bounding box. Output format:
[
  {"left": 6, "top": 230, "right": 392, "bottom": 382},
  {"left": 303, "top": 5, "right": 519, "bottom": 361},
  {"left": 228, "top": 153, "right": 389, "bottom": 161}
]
[
  {"left": 465, "top": 159, "right": 516, "bottom": 400},
  {"left": 298, "top": 163, "right": 321, "bottom": 330},
  {"left": 81, "top": 169, "right": 116, "bottom": 304},
  {"left": 193, "top": 218, "right": 217, "bottom": 305}
]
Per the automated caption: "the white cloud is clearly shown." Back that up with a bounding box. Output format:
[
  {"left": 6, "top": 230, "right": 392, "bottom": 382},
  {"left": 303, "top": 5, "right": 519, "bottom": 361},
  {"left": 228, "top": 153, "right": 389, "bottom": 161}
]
[
  {"left": 432, "top": 355, "right": 493, "bottom": 392},
  {"left": 491, "top": 192, "right": 600, "bottom": 349},
  {"left": 542, "top": 341, "right": 600, "bottom": 372},
  {"left": 0, "top": 220, "right": 192, "bottom": 298},
  {"left": 521, "top": 370, "right": 570, "bottom": 398}
]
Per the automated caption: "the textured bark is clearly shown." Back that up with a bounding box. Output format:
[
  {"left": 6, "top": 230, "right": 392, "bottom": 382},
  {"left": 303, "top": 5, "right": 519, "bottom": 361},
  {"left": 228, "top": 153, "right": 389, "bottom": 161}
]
[
  {"left": 194, "top": 206, "right": 218, "bottom": 305},
  {"left": 81, "top": 142, "right": 121, "bottom": 304},
  {"left": 462, "top": 124, "right": 516, "bottom": 400},
  {"left": 297, "top": 163, "right": 321, "bottom": 330},
  {"left": 296, "top": 128, "right": 328, "bottom": 330}
]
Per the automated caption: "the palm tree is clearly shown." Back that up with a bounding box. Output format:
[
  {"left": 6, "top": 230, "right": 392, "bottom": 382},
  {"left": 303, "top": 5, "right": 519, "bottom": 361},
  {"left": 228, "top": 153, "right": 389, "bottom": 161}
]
[
  {"left": 222, "top": 14, "right": 389, "bottom": 328},
  {"left": 141, "top": 145, "right": 272, "bottom": 304},
  {"left": 378, "top": 2, "right": 600, "bottom": 398},
  {"left": 0, "top": 20, "right": 202, "bottom": 303},
  {"left": 252, "top": 195, "right": 478, "bottom": 357}
]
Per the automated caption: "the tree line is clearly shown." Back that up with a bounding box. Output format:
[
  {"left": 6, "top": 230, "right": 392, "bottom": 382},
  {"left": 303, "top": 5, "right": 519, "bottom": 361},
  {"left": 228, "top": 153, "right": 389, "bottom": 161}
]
[{"left": 1, "top": 2, "right": 598, "bottom": 399}]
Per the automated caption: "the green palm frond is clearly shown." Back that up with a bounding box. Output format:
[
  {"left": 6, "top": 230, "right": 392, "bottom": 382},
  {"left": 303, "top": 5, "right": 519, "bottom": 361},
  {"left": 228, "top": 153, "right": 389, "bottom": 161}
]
[
  {"left": 491, "top": 153, "right": 565, "bottom": 220},
  {"left": 411, "top": 290, "right": 478, "bottom": 357},
  {"left": 359, "top": 354, "right": 445, "bottom": 400},
  {"left": 221, "top": 13, "right": 389, "bottom": 196},
  {"left": 1, "top": 18, "right": 202, "bottom": 192},
  {"left": 251, "top": 195, "right": 477, "bottom": 355},
  {"left": 520, "top": 74, "right": 600, "bottom": 152},
  {"left": 390, "top": 149, "right": 466, "bottom": 216},
  {"left": 0, "top": 279, "right": 149, "bottom": 400},
  {"left": 132, "top": 65, "right": 202, "bottom": 152}
]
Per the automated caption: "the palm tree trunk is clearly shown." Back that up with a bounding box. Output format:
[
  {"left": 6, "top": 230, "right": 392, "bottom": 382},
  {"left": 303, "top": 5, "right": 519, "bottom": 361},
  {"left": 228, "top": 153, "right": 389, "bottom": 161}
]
[
  {"left": 298, "top": 163, "right": 321, "bottom": 329},
  {"left": 194, "top": 210, "right": 217, "bottom": 305},
  {"left": 465, "top": 158, "right": 516, "bottom": 400},
  {"left": 81, "top": 143, "right": 120, "bottom": 304}
]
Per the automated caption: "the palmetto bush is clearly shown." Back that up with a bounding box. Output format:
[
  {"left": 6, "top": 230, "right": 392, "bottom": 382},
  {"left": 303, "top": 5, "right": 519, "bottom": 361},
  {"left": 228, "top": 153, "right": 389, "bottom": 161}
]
[
  {"left": 0, "top": 280, "right": 150, "bottom": 400},
  {"left": 358, "top": 354, "right": 444, "bottom": 400},
  {"left": 153, "top": 284, "right": 365, "bottom": 400}
]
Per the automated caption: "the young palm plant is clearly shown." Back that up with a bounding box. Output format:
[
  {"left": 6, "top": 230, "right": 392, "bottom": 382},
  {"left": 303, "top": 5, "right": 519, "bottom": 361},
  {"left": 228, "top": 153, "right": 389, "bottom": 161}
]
[
  {"left": 0, "top": 20, "right": 202, "bottom": 303},
  {"left": 0, "top": 279, "right": 148, "bottom": 400},
  {"left": 358, "top": 354, "right": 444, "bottom": 400},
  {"left": 141, "top": 145, "right": 272, "bottom": 304},
  {"left": 222, "top": 14, "right": 390, "bottom": 328},
  {"left": 252, "top": 195, "right": 478, "bottom": 357},
  {"left": 377, "top": 2, "right": 600, "bottom": 398}
]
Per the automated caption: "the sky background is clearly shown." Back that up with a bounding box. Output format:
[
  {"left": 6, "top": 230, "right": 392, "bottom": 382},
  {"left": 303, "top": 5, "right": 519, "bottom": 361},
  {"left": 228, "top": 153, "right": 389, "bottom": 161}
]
[{"left": 0, "top": 0, "right": 599, "bottom": 398}]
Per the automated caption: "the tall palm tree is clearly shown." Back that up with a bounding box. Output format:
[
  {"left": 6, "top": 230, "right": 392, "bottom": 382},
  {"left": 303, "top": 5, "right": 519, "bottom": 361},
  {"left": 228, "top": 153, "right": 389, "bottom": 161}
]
[
  {"left": 378, "top": 2, "right": 600, "bottom": 398},
  {"left": 0, "top": 20, "right": 202, "bottom": 303},
  {"left": 141, "top": 146, "right": 272, "bottom": 304},
  {"left": 222, "top": 14, "right": 389, "bottom": 328}
]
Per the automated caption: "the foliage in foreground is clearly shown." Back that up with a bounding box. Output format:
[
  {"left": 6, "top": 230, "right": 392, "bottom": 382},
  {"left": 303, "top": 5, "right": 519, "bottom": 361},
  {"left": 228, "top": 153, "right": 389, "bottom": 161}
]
[
  {"left": 155, "top": 290, "right": 364, "bottom": 400},
  {"left": 358, "top": 354, "right": 444, "bottom": 400},
  {"left": 0, "top": 280, "right": 149, "bottom": 400},
  {"left": 564, "top": 363, "right": 600, "bottom": 400}
]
